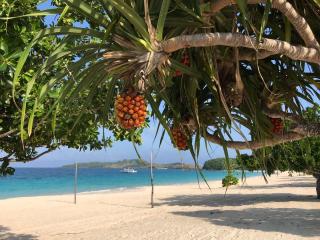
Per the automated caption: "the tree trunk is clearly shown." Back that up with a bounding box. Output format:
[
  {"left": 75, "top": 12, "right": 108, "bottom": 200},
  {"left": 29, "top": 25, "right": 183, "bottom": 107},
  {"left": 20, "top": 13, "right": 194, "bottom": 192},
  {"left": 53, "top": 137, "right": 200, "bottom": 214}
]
[{"left": 316, "top": 176, "right": 320, "bottom": 200}]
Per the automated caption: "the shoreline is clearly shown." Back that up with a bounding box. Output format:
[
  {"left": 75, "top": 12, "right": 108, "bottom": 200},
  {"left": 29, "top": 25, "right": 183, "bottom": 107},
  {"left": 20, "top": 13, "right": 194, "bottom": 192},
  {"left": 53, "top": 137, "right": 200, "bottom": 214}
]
[
  {"left": 0, "top": 171, "right": 261, "bottom": 201},
  {"left": 0, "top": 173, "right": 319, "bottom": 240}
]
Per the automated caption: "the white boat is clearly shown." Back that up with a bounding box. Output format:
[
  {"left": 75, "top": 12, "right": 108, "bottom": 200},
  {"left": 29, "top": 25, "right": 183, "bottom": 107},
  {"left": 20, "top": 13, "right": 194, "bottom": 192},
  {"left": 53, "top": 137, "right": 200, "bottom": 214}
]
[{"left": 120, "top": 168, "right": 138, "bottom": 173}]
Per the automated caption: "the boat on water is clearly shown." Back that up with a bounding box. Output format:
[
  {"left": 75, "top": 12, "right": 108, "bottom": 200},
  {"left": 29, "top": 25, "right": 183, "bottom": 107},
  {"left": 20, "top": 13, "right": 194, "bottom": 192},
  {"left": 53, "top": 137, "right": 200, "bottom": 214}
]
[{"left": 120, "top": 168, "right": 138, "bottom": 173}]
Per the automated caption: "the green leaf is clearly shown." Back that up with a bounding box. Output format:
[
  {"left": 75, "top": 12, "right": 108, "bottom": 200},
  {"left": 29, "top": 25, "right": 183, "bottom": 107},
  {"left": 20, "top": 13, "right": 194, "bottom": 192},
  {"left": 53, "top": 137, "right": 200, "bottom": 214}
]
[
  {"left": 13, "top": 26, "right": 104, "bottom": 97},
  {"left": 27, "top": 98, "right": 38, "bottom": 136},
  {"left": 146, "top": 94, "right": 174, "bottom": 142},
  {"left": 258, "top": 0, "right": 272, "bottom": 42},
  {"left": 23, "top": 44, "right": 105, "bottom": 136},
  {"left": 156, "top": 0, "right": 171, "bottom": 41},
  {"left": 0, "top": 8, "right": 63, "bottom": 20},
  {"left": 51, "top": 104, "right": 59, "bottom": 137},
  {"left": 236, "top": 0, "right": 249, "bottom": 21},
  {"left": 105, "top": 0, "right": 149, "bottom": 41},
  {"left": 63, "top": 0, "right": 110, "bottom": 28},
  {"left": 171, "top": 59, "right": 201, "bottom": 77},
  {"left": 0, "top": 38, "right": 8, "bottom": 54},
  {"left": 174, "top": 0, "right": 204, "bottom": 23},
  {"left": 57, "top": 5, "right": 70, "bottom": 24},
  {"left": 284, "top": 16, "right": 292, "bottom": 43},
  {"left": 312, "top": 0, "right": 320, "bottom": 8}
]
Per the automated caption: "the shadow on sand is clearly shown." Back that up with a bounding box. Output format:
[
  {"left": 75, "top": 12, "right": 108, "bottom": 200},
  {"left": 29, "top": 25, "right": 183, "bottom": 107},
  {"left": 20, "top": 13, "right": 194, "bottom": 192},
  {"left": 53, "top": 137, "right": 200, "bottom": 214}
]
[
  {"left": 238, "top": 181, "right": 315, "bottom": 190},
  {"left": 160, "top": 192, "right": 320, "bottom": 237},
  {"left": 171, "top": 207, "right": 320, "bottom": 237},
  {"left": 0, "top": 226, "right": 38, "bottom": 240},
  {"left": 161, "top": 193, "right": 317, "bottom": 207}
]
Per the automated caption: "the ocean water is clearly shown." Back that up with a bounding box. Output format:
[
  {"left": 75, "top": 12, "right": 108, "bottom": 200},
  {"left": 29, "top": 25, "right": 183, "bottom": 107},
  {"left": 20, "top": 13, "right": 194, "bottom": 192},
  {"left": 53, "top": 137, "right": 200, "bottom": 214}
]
[{"left": 0, "top": 168, "right": 260, "bottom": 199}]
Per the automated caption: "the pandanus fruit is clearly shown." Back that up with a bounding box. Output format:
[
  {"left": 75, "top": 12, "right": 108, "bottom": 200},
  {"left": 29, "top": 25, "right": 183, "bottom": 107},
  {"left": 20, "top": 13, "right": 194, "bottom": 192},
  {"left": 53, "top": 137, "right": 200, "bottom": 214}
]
[
  {"left": 171, "top": 126, "right": 189, "bottom": 150},
  {"left": 270, "top": 118, "right": 284, "bottom": 134},
  {"left": 115, "top": 89, "right": 147, "bottom": 129}
]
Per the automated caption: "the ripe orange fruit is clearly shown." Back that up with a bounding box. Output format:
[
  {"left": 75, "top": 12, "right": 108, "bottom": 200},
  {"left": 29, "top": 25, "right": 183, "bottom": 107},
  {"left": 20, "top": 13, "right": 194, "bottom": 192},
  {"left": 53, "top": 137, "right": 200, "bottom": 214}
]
[
  {"left": 171, "top": 126, "right": 188, "bottom": 151},
  {"left": 117, "top": 104, "right": 123, "bottom": 110},
  {"left": 125, "top": 96, "right": 131, "bottom": 101},
  {"left": 134, "top": 96, "right": 141, "bottom": 102},
  {"left": 115, "top": 91, "right": 147, "bottom": 129}
]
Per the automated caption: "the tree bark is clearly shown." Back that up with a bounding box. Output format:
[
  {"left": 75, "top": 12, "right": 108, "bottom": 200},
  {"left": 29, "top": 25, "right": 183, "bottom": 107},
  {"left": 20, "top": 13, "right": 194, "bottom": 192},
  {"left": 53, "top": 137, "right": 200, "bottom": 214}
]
[
  {"left": 162, "top": 33, "right": 320, "bottom": 64},
  {"left": 0, "top": 149, "right": 53, "bottom": 163},
  {"left": 204, "top": 130, "right": 305, "bottom": 150},
  {"left": 263, "top": 108, "right": 304, "bottom": 123},
  {"left": 210, "top": 0, "right": 320, "bottom": 49},
  {"left": 314, "top": 174, "right": 320, "bottom": 199},
  {"left": 0, "top": 129, "right": 17, "bottom": 138},
  {"left": 238, "top": 50, "right": 275, "bottom": 61},
  {"left": 317, "top": 176, "right": 320, "bottom": 199}
]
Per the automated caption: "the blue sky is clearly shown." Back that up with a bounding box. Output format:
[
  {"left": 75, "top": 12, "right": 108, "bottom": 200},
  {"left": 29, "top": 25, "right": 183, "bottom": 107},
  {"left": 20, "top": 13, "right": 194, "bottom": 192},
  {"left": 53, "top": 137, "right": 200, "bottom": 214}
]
[{"left": 12, "top": 118, "right": 250, "bottom": 167}]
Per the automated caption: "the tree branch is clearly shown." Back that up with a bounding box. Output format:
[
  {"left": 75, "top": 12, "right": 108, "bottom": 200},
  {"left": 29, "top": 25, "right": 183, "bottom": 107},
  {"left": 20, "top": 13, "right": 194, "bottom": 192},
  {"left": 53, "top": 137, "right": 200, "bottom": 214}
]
[
  {"left": 210, "top": 0, "right": 320, "bottom": 49},
  {"left": 0, "top": 153, "right": 14, "bottom": 162},
  {"left": 204, "top": 119, "right": 320, "bottom": 150},
  {"left": 262, "top": 108, "right": 304, "bottom": 123},
  {"left": 0, "top": 129, "right": 17, "bottom": 138},
  {"left": 292, "top": 123, "right": 320, "bottom": 137},
  {"left": 239, "top": 50, "right": 275, "bottom": 61},
  {"left": 162, "top": 32, "right": 320, "bottom": 64},
  {"left": 205, "top": 130, "right": 305, "bottom": 150},
  {"left": 0, "top": 149, "right": 53, "bottom": 163}
]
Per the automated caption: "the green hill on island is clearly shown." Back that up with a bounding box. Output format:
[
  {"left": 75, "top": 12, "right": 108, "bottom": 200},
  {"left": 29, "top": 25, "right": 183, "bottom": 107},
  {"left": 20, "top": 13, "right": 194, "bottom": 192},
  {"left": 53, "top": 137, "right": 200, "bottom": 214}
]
[
  {"left": 202, "top": 158, "right": 239, "bottom": 170},
  {"left": 62, "top": 159, "right": 194, "bottom": 169}
]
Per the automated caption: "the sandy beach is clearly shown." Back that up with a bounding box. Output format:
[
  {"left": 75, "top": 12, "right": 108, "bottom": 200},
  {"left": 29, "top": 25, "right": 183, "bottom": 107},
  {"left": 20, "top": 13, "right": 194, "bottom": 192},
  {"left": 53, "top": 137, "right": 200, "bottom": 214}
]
[{"left": 0, "top": 173, "right": 319, "bottom": 240}]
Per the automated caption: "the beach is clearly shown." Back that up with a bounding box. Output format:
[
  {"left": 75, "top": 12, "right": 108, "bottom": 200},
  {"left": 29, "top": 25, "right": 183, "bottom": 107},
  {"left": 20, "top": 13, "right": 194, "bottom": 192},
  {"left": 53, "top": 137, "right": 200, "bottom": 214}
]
[{"left": 0, "top": 173, "right": 319, "bottom": 240}]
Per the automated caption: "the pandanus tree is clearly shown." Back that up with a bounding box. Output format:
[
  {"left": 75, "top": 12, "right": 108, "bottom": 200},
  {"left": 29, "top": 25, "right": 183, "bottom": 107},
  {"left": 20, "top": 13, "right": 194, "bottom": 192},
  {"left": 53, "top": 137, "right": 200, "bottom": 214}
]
[{"left": 6, "top": 0, "right": 320, "bottom": 172}]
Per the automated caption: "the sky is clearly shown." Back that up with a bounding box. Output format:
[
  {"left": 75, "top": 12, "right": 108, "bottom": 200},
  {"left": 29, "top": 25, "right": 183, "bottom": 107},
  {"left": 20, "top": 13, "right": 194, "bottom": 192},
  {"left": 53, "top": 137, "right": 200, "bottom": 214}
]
[
  {"left": 7, "top": 1, "right": 253, "bottom": 168},
  {"left": 11, "top": 119, "right": 251, "bottom": 168}
]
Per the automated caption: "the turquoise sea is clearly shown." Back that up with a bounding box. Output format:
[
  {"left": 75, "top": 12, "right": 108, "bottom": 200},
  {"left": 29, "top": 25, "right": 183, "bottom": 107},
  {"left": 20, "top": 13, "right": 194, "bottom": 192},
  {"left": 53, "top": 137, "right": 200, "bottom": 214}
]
[{"left": 0, "top": 168, "right": 260, "bottom": 199}]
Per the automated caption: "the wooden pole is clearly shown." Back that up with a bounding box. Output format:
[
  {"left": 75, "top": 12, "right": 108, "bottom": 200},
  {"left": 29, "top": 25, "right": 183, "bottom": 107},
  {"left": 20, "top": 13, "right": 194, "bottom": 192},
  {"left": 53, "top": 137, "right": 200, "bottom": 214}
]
[
  {"left": 74, "top": 162, "right": 78, "bottom": 204},
  {"left": 150, "top": 151, "right": 154, "bottom": 208}
]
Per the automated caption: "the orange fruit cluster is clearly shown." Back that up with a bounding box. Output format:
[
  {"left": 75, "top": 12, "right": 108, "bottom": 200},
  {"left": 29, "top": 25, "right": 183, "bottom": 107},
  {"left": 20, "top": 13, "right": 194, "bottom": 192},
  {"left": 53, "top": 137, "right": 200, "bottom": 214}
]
[
  {"left": 175, "top": 53, "right": 190, "bottom": 77},
  {"left": 171, "top": 127, "right": 188, "bottom": 150},
  {"left": 115, "top": 92, "right": 147, "bottom": 129},
  {"left": 270, "top": 118, "right": 283, "bottom": 134}
]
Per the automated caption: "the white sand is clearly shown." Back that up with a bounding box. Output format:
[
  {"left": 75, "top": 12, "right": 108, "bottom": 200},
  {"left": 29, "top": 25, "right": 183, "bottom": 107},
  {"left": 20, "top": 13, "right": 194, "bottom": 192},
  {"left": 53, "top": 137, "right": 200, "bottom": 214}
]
[{"left": 0, "top": 173, "right": 319, "bottom": 240}]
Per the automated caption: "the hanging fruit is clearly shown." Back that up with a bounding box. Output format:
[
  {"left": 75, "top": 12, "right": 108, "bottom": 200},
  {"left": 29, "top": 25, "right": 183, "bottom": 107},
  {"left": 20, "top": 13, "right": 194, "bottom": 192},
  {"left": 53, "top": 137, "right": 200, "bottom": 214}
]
[
  {"left": 115, "top": 89, "right": 147, "bottom": 129},
  {"left": 269, "top": 117, "right": 284, "bottom": 134},
  {"left": 171, "top": 126, "right": 189, "bottom": 150},
  {"left": 175, "top": 53, "right": 190, "bottom": 77}
]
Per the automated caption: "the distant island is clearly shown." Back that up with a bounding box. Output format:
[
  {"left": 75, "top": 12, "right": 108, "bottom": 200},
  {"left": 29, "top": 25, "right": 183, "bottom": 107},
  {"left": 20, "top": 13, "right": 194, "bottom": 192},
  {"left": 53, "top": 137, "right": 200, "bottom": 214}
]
[
  {"left": 202, "top": 158, "right": 239, "bottom": 170},
  {"left": 62, "top": 159, "right": 194, "bottom": 169}
]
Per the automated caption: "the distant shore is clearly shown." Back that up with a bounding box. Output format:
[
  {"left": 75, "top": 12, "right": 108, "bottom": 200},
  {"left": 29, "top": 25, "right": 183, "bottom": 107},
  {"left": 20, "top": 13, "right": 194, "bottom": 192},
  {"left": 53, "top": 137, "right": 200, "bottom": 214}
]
[{"left": 0, "top": 173, "right": 319, "bottom": 240}]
